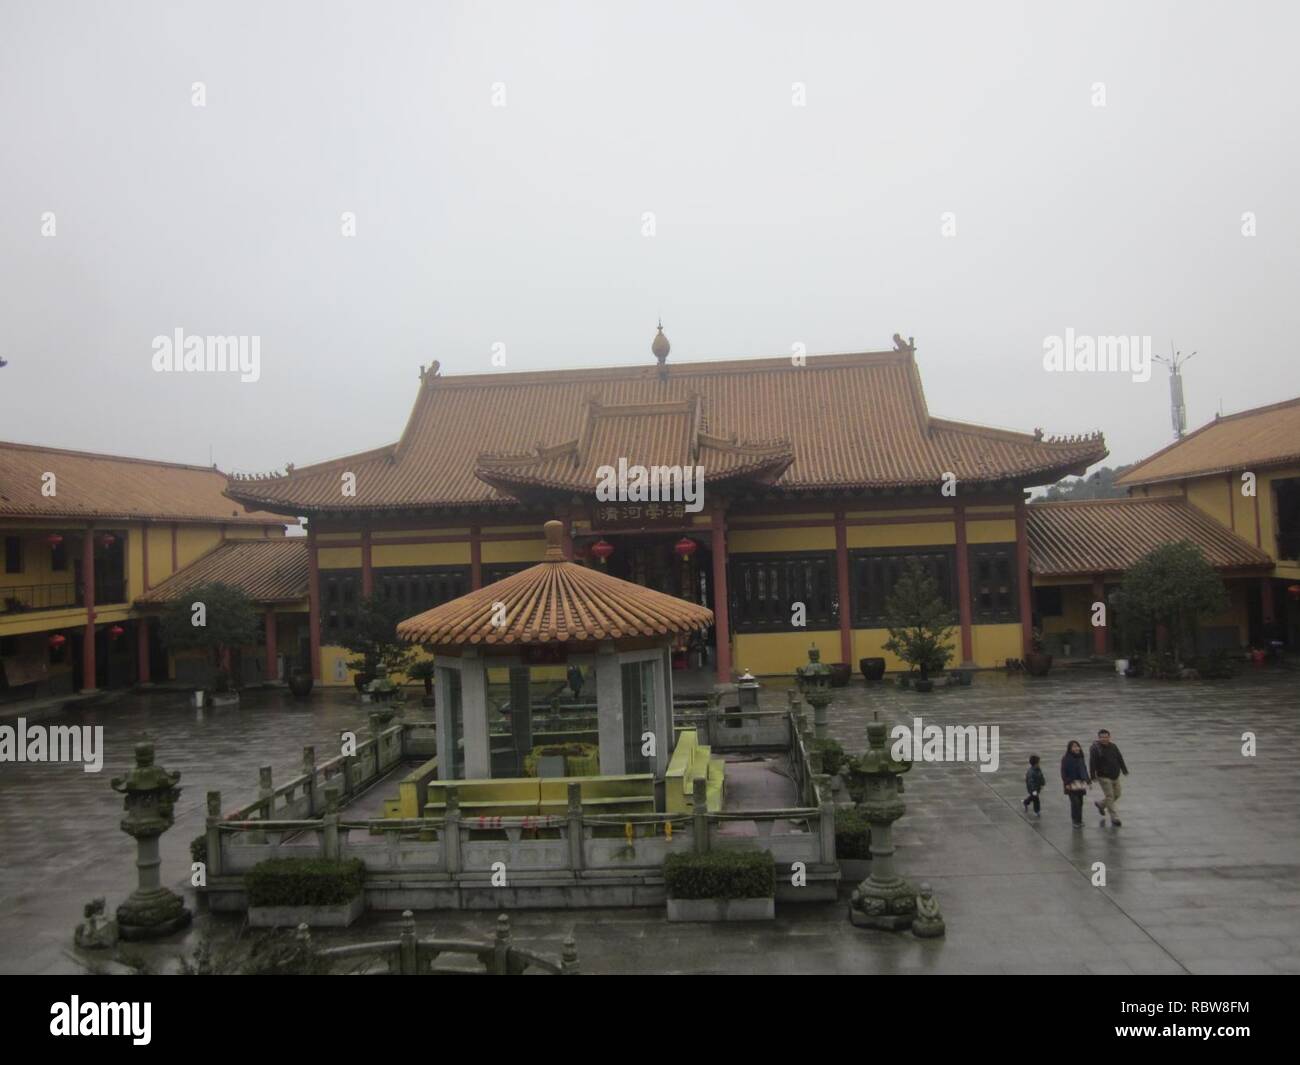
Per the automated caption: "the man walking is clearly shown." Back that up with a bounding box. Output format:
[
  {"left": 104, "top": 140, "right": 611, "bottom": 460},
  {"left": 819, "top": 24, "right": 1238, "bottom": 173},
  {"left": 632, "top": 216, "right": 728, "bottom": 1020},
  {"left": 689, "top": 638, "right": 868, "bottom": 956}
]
[{"left": 1089, "top": 728, "right": 1129, "bottom": 827}]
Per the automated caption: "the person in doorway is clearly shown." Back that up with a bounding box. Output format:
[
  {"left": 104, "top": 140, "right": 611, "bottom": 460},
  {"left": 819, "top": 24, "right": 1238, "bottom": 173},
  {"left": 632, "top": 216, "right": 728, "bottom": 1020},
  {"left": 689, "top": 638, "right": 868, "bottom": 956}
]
[
  {"left": 1061, "top": 740, "right": 1090, "bottom": 828},
  {"left": 1022, "top": 754, "right": 1046, "bottom": 817},
  {"left": 1089, "top": 728, "right": 1129, "bottom": 827}
]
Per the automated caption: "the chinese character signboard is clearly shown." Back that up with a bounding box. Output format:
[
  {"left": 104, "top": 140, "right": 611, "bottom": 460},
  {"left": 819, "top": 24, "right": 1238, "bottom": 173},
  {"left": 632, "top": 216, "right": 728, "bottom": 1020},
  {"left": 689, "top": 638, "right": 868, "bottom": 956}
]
[{"left": 590, "top": 502, "right": 691, "bottom": 530}]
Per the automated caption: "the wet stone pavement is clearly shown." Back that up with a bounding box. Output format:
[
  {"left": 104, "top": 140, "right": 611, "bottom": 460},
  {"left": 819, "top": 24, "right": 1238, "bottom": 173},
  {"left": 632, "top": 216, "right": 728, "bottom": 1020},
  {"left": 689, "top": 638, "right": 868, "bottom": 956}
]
[{"left": 1, "top": 670, "right": 1298, "bottom": 975}]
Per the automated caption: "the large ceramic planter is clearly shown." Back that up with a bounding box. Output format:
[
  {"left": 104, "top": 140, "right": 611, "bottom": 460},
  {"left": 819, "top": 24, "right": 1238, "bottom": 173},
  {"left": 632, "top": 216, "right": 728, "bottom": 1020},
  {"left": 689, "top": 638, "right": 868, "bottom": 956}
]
[
  {"left": 287, "top": 672, "right": 314, "bottom": 697},
  {"left": 913, "top": 678, "right": 934, "bottom": 693},
  {"left": 666, "top": 897, "right": 774, "bottom": 922},
  {"left": 248, "top": 895, "right": 364, "bottom": 929},
  {"left": 949, "top": 668, "right": 974, "bottom": 687},
  {"left": 1114, "top": 658, "right": 1129, "bottom": 675},
  {"left": 859, "top": 657, "right": 886, "bottom": 682},
  {"left": 829, "top": 663, "right": 851, "bottom": 688},
  {"left": 353, "top": 672, "right": 374, "bottom": 693},
  {"left": 1024, "top": 652, "right": 1053, "bottom": 677}
]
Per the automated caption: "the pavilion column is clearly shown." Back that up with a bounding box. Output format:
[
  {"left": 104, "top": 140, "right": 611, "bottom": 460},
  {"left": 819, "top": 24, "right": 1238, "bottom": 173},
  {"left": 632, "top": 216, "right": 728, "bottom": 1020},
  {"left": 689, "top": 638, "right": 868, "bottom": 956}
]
[
  {"left": 1014, "top": 496, "right": 1033, "bottom": 656},
  {"left": 711, "top": 506, "right": 732, "bottom": 683},
  {"left": 470, "top": 526, "right": 482, "bottom": 590},
  {"left": 834, "top": 510, "right": 852, "bottom": 666},
  {"left": 954, "top": 503, "right": 974, "bottom": 665},
  {"left": 361, "top": 529, "right": 373, "bottom": 598},
  {"left": 595, "top": 642, "right": 625, "bottom": 774},
  {"left": 307, "top": 524, "right": 321, "bottom": 682},
  {"left": 141, "top": 521, "right": 150, "bottom": 593},
  {"left": 1091, "top": 576, "right": 1108, "bottom": 655},
  {"left": 460, "top": 650, "right": 491, "bottom": 778},
  {"left": 264, "top": 610, "right": 279, "bottom": 682},
  {"left": 136, "top": 617, "right": 151, "bottom": 685},
  {"left": 81, "top": 527, "right": 97, "bottom": 693}
]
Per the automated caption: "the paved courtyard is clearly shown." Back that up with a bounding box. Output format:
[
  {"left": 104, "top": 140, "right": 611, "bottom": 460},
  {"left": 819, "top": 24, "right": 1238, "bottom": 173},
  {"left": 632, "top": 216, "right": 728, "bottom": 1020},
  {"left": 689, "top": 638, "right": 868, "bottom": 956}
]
[{"left": 1, "top": 668, "right": 1297, "bottom": 974}]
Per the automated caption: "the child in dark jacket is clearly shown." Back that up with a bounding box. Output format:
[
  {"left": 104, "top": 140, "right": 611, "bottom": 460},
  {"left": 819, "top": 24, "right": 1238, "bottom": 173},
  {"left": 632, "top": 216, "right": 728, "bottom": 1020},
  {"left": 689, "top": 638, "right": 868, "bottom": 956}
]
[{"left": 1022, "top": 755, "right": 1046, "bottom": 817}]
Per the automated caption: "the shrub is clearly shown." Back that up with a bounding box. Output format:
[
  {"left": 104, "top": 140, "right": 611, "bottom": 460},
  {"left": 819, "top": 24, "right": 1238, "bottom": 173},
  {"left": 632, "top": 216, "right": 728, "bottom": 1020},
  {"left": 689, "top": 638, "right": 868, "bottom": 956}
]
[
  {"left": 1193, "top": 649, "right": 1237, "bottom": 679},
  {"left": 813, "top": 738, "right": 847, "bottom": 776},
  {"left": 663, "top": 851, "right": 774, "bottom": 900},
  {"left": 190, "top": 834, "right": 207, "bottom": 865},
  {"left": 246, "top": 858, "right": 365, "bottom": 907},
  {"left": 835, "top": 808, "right": 872, "bottom": 860}
]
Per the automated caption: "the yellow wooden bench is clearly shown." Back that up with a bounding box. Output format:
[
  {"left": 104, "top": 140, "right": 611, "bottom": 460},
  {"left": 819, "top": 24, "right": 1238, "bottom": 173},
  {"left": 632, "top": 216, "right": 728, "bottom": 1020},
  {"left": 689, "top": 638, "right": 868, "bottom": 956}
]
[
  {"left": 424, "top": 774, "right": 656, "bottom": 819},
  {"left": 664, "top": 729, "right": 725, "bottom": 813},
  {"left": 383, "top": 754, "right": 441, "bottom": 819}
]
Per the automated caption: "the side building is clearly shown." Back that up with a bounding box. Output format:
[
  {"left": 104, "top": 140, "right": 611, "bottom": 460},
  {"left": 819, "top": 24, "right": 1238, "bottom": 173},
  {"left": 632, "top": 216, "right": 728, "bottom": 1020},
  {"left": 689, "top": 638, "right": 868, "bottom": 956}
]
[
  {"left": 0, "top": 440, "right": 292, "bottom": 700},
  {"left": 225, "top": 335, "right": 1107, "bottom": 683}
]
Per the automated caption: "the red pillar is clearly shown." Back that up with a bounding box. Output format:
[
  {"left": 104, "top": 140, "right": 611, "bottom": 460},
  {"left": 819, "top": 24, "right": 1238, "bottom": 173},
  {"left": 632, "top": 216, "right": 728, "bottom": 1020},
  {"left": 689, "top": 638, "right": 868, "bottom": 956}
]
[
  {"left": 81, "top": 527, "right": 97, "bottom": 692},
  {"left": 361, "top": 529, "right": 374, "bottom": 598},
  {"left": 1091, "top": 575, "right": 1108, "bottom": 655},
  {"left": 470, "top": 525, "right": 482, "bottom": 589},
  {"left": 140, "top": 522, "right": 150, "bottom": 593},
  {"left": 307, "top": 524, "right": 321, "bottom": 681},
  {"left": 834, "top": 510, "right": 852, "bottom": 666},
  {"left": 1014, "top": 497, "right": 1033, "bottom": 656},
  {"left": 264, "top": 610, "right": 278, "bottom": 682},
  {"left": 954, "top": 503, "right": 974, "bottom": 664},
  {"left": 136, "top": 617, "right": 151, "bottom": 684},
  {"left": 711, "top": 506, "right": 732, "bottom": 683}
]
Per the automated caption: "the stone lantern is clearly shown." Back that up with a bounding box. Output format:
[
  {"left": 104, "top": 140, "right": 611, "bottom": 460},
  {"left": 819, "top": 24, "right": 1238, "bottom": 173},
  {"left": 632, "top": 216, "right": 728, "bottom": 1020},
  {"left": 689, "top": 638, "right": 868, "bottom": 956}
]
[
  {"left": 848, "top": 713, "right": 915, "bottom": 931},
  {"left": 795, "top": 645, "right": 832, "bottom": 740},
  {"left": 110, "top": 741, "right": 192, "bottom": 940}
]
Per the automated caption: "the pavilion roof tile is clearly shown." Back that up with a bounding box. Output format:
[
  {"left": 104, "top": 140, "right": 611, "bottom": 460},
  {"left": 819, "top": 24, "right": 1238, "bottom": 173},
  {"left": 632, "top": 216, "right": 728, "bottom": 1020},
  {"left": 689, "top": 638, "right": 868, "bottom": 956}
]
[{"left": 396, "top": 522, "right": 712, "bottom": 647}]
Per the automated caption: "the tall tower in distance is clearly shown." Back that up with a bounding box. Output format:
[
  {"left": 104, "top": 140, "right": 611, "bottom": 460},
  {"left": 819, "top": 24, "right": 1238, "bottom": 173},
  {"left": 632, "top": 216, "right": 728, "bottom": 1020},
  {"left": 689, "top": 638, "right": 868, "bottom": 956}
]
[{"left": 1154, "top": 344, "right": 1196, "bottom": 440}]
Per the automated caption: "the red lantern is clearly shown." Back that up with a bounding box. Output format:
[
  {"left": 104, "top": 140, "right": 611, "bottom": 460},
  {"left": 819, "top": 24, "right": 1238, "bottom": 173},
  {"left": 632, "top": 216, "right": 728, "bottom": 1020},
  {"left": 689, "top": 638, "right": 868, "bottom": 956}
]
[
  {"left": 98, "top": 533, "right": 116, "bottom": 548},
  {"left": 1288, "top": 584, "right": 1300, "bottom": 601},
  {"left": 108, "top": 625, "right": 125, "bottom": 639},
  {"left": 48, "top": 633, "right": 67, "bottom": 649},
  {"left": 46, "top": 533, "right": 64, "bottom": 548},
  {"left": 674, "top": 536, "right": 698, "bottom": 561},
  {"left": 590, "top": 539, "right": 614, "bottom": 563}
]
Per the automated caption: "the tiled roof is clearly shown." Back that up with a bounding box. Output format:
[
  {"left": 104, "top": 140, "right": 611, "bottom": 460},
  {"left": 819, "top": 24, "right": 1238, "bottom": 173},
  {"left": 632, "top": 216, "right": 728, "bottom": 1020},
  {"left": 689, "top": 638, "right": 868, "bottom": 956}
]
[
  {"left": 136, "top": 539, "right": 309, "bottom": 605},
  {"left": 396, "top": 522, "right": 713, "bottom": 646},
  {"left": 1027, "top": 498, "right": 1273, "bottom": 577},
  {"left": 1116, "top": 395, "right": 1300, "bottom": 487},
  {"left": 227, "top": 349, "right": 1107, "bottom": 513},
  {"left": 0, "top": 440, "right": 286, "bottom": 525}
]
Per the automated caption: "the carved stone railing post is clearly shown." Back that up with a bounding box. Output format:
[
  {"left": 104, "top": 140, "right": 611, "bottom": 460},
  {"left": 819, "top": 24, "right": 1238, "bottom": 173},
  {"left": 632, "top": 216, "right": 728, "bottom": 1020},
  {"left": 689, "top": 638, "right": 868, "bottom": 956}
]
[
  {"left": 398, "top": 909, "right": 418, "bottom": 975},
  {"left": 692, "top": 777, "right": 709, "bottom": 854},
  {"left": 443, "top": 788, "right": 461, "bottom": 874},
  {"left": 323, "top": 787, "right": 340, "bottom": 860},
  {"left": 566, "top": 782, "right": 584, "bottom": 872},
  {"left": 302, "top": 746, "right": 316, "bottom": 817},
  {"left": 205, "top": 790, "right": 223, "bottom": 878}
]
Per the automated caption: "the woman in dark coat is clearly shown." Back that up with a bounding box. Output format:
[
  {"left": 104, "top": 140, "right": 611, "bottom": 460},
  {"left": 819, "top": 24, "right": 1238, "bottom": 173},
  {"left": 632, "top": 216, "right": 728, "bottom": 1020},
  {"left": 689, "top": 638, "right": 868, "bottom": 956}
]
[{"left": 1061, "top": 740, "right": 1090, "bottom": 828}]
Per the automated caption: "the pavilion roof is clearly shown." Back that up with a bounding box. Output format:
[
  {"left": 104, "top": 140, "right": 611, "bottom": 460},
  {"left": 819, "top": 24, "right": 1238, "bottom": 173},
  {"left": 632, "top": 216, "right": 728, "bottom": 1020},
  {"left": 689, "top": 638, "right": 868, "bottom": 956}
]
[
  {"left": 1026, "top": 497, "right": 1272, "bottom": 577},
  {"left": 396, "top": 522, "right": 713, "bottom": 647},
  {"left": 226, "top": 347, "right": 1107, "bottom": 514}
]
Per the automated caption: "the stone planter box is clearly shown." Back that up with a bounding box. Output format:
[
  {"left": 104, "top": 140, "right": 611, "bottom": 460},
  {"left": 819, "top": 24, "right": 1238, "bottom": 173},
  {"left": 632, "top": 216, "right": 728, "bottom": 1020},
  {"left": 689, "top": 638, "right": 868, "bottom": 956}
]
[
  {"left": 209, "top": 692, "right": 240, "bottom": 707},
  {"left": 666, "top": 897, "right": 774, "bottom": 922},
  {"left": 839, "top": 858, "right": 872, "bottom": 882},
  {"left": 248, "top": 895, "right": 364, "bottom": 929}
]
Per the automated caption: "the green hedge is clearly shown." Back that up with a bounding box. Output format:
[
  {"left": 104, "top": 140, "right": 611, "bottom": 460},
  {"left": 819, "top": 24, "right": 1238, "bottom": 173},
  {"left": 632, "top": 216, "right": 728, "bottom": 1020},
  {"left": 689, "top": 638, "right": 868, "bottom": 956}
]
[
  {"left": 246, "top": 858, "right": 366, "bottom": 907},
  {"left": 835, "top": 808, "right": 872, "bottom": 860},
  {"left": 190, "top": 834, "right": 207, "bottom": 865},
  {"left": 663, "top": 851, "right": 774, "bottom": 900},
  {"left": 813, "top": 738, "right": 848, "bottom": 777}
]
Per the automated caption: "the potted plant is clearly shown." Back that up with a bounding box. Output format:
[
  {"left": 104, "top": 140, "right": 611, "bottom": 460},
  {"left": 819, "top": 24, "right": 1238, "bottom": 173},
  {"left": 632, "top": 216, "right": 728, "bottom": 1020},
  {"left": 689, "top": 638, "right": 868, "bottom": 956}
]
[
  {"left": 287, "top": 666, "right": 314, "bottom": 697},
  {"left": 409, "top": 659, "right": 436, "bottom": 706},
  {"left": 881, "top": 562, "right": 956, "bottom": 695},
  {"left": 835, "top": 807, "right": 872, "bottom": 882},
  {"left": 344, "top": 596, "right": 415, "bottom": 696},
  {"left": 158, "top": 581, "right": 258, "bottom": 708},
  {"left": 859, "top": 656, "right": 886, "bottom": 682},
  {"left": 246, "top": 857, "right": 366, "bottom": 928},
  {"left": 829, "top": 662, "right": 852, "bottom": 687},
  {"left": 1060, "top": 627, "right": 1076, "bottom": 658},
  {"left": 1023, "top": 629, "right": 1053, "bottom": 676},
  {"left": 664, "top": 850, "right": 775, "bottom": 922}
]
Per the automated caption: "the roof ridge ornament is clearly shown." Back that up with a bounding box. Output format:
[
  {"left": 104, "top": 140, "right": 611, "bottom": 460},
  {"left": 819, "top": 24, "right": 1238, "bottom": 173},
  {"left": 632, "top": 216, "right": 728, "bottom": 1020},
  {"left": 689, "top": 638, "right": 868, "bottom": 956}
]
[{"left": 652, "top": 320, "right": 670, "bottom": 374}]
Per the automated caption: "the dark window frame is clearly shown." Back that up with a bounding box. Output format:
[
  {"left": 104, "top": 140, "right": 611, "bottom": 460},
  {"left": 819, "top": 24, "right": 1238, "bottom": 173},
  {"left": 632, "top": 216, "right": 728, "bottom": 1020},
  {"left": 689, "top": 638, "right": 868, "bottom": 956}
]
[
  {"left": 969, "top": 543, "right": 1020, "bottom": 623},
  {"left": 728, "top": 551, "right": 837, "bottom": 633},
  {"left": 4, "top": 536, "right": 22, "bottom": 575},
  {"left": 849, "top": 546, "right": 956, "bottom": 628}
]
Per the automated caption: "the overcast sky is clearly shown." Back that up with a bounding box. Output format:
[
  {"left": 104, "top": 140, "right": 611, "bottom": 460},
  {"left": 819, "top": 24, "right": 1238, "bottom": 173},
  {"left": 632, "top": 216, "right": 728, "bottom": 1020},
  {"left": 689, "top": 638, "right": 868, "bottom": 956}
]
[{"left": 1, "top": 0, "right": 1296, "bottom": 480}]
